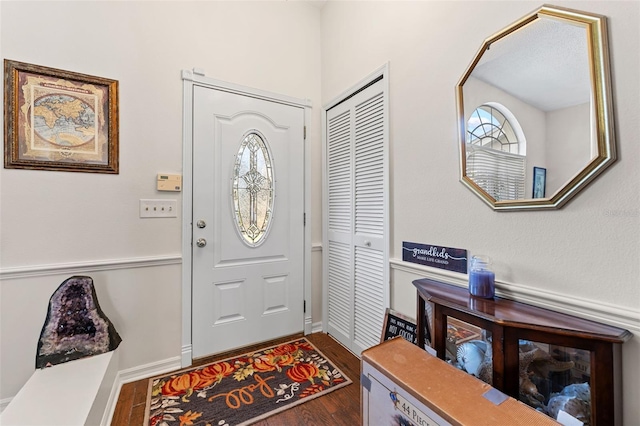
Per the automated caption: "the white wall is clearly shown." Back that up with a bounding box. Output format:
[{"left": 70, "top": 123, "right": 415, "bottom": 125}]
[
  {"left": 2, "top": 0, "right": 639, "bottom": 422},
  {"left": 0, "top": 0, "right": 322, "bottom": 403},
  {"left": 546, "top": 102, "right": 592, "bottom": 195},
  {"left": 321, "top": 1, "right": 639, "bottom": 423}
]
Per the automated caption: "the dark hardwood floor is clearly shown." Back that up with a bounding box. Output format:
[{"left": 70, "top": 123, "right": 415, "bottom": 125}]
[{"left": 111, "top": 333, "right": 361, "bottom": 425}]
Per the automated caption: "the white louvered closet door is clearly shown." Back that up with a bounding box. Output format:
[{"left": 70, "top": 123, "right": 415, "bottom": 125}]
[{"left": 324, "top": 74, "right": 389, "bottom": 356}]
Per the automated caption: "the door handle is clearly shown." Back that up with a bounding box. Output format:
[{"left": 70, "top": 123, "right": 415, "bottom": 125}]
[
  {"left": 364, "top": 240, "right": 371, "bottom": 247},
  {"left": 196, "top": 238, "right": 207, "bottom": 248}
]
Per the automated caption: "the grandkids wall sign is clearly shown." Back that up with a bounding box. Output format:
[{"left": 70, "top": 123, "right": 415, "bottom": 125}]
[{"left": 402, "top": 242, "right": 468, "bottom": 274}]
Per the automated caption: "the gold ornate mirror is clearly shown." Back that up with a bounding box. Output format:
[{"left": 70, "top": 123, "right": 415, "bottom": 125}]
[{"left": 456, "top": 5, "right": 615, "bottom": 211}]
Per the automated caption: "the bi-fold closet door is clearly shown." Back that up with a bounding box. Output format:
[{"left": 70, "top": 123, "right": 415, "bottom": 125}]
[{"left": 323, "top": 68, "right": 389, "bottom": 355}]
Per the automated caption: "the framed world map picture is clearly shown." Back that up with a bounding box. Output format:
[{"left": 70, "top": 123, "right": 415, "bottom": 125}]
[{"left": 4, "top": 60, "right": 118, "bottom": 173}]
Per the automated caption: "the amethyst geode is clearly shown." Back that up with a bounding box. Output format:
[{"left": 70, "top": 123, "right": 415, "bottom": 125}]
[{"left": 36, "top": 275, "right": 121, "bottom": 368}]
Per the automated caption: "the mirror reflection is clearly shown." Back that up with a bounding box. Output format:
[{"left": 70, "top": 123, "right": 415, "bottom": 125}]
[{"left": 457, "top": 5, "right": 615, "bottom": 210}]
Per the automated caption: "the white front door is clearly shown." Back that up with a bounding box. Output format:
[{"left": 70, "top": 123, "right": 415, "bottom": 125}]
[{"left": 192, "top": 85, "right": 305, "bottom": 358}]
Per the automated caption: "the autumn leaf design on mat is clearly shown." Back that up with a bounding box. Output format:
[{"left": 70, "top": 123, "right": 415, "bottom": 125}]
[{"left": 144, "top": 338, "right": 351, "bottom": 426}]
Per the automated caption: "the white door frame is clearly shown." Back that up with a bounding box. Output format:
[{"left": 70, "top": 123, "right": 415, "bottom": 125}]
[{"left": 181, "top": 69, "right": 312, "bottom": 367}]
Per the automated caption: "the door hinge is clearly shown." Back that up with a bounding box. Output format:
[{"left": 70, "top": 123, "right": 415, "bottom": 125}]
[
  {"left": 304, "top": 300, "right": 306, "bottom": 313},
  {"left": 304, "top": 213, "right": 306, "bottom": 226},
  {"left": 303, "top": 126, "right": 307, "bottom": 140}
]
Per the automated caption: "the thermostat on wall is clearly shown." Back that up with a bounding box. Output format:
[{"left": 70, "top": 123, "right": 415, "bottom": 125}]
[{"left": 157, "top": 174, "right": 182, "bottom": 192}]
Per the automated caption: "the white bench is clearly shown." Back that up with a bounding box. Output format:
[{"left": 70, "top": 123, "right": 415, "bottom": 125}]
[{"left": 0, "top": 350, "right": 118, "bottom": 426}]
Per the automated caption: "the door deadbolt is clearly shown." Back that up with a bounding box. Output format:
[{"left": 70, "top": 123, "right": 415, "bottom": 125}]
[{"left": 197, "top": 220, "right": 206, "bottom": 229}]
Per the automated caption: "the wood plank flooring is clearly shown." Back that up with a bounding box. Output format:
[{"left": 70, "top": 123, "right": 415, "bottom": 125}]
[{"left": 111, "top": 333, "right": 361, "bottom": 425}]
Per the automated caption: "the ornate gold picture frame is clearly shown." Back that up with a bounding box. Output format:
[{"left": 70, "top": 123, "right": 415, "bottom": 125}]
[{"left": 4, "top": 60, "right": 119, "bottom": 173}]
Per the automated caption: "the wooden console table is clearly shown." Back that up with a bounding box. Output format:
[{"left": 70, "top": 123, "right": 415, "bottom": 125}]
[{"left": 413, "top": 278, "right": 632, "bottom": 425}]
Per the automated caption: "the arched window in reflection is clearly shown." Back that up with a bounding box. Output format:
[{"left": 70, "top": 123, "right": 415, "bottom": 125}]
[
  {"left": 467, "top": 105, "right": 520, "bottom": 154},
  {"left": 466, "top": 104, "right": 526, "bottom": 201}
]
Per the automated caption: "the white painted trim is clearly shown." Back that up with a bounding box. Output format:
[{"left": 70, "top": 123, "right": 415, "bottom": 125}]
[
  {"left": 390, "top": 258, "right": 468, "bottom": 287},
  {"left": 321, "top": 95, "right": 330, "bottom": 339},
  {"left": 311, "top": 321, "right": 323, "bottom": 334},
  {"left": 0, "top": 255, "right": 182, "bottom": 280},
  {"left": 181, "top": 70, "right": 195, "bottom": 369},
  {"left": 101, "top": 356, "right": 181, "bottom": 426},
  {"left": 390, "top": 258, "right": 640, "bottom": 331},
  {"left": 305, "top": 315, "right": 314, "bottom": 332},
  {"left": 323, "top": 63, "right": 390, "bottom": 111},
  {"left": 100, "top": 376, "right": 121, "bottom": 426},
  {"left": 310, "top": 244, "right": 322, "bottom": 335},
  {"left": 182, "top": 70, "right": 312, "bottom": 109},
  {"left": 181, "top": 69, "right": 312, "bottom": 366},
  {"left": 0, "top": 398, "right": 12, "bottom": 414},
  {"left": 181, "top": 344, "right": 192, "bottom": 369},
  {"left": 303, "top": 100, "right": 313, "bottom": 336},
  {"left": 114, "top": 356, "right": 182, "bottom": 385}
]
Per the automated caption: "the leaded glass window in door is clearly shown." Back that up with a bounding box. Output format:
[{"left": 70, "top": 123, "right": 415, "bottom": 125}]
[{"left": 232, "top": 132, "right": 274, "bottom": 247}]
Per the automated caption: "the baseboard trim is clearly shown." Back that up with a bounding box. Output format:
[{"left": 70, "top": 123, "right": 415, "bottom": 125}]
[
  {"left": 390, "top": 258, "right": 640, "bottom": 331},
  {"left": 181, "top": 345, "right": 192, "bottom": 368},
  {"left": 101, "top": 376, "right": 122, "bottom": 426},
  {"left": 118, "top": 356, "right": 182, "bottom": 385},
  {"left": 101, "top": 356, "right": 182, "bottom": 426},
  {"left": 0, "top": 255, "right": 182, "bottom": 280},
  {"left": 0, "top": 397, "right": 12, "bottom": 414},
  {"left": 311, "top": 321, "right": 323, "bottom": 334}
]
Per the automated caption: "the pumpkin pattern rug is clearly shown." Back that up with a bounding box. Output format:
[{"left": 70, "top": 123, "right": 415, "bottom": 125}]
[{"left": 144, "top": 338, "right": 352, "bottom": 426}]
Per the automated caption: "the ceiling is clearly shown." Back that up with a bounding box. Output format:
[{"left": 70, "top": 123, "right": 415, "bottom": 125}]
[{"left": 469, "top": 16, "right": 592, "bottom": 112}]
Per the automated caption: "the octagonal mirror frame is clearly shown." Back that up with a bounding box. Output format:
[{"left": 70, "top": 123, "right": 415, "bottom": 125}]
[{"left": 456, "top": 4, "right": 615, "bottom": 211}]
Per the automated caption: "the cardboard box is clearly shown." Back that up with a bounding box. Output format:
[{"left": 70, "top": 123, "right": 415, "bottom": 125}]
[{"left": 361, "top": 337, "right": 559, "bottom": 426}]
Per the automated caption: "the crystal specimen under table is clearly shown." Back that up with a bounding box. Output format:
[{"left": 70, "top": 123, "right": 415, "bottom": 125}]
[{"left": 413, "top": 278, "right": 632, "bottom": 425}]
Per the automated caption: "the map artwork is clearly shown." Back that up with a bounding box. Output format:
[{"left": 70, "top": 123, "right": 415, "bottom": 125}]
[
  {"left": 5, "top": 60, "right": 118, "bottom": 173},
  {"left": 19, "top": 72, "right": 107, "bottom": 164}
]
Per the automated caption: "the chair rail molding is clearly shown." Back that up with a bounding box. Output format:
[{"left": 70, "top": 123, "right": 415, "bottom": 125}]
[
  {"left": 390, "top": 258, "right": 640, "bottom": 333},
  {"left": 0, "top": 254, "right": 182, "bottom": 280}
]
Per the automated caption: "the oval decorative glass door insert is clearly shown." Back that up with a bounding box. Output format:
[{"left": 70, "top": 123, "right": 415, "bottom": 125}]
[{"left": 232, "top": 132, "right": 275, "bottom": 247}]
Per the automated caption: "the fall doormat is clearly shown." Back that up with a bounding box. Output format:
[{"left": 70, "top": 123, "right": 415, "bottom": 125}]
[{"left": 144, "top": 338, "right": 352, "bottom": 426}]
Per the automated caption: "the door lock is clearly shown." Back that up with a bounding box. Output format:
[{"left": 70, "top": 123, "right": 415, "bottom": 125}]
[{"left": 197, "top": 220, "right": 206, "bottom": 228}]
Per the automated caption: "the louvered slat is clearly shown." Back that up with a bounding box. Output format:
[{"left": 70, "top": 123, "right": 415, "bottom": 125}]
[
  {"left": 353, "top": 91, "right": 385, "bottom": 351},
  {"left": 355, "top": 93, "right": 384, "bottom": 236},
  {"left": 328, "top": 110, "right": 352, "bottom": 233},
  {"left": 466, "top": 144, "right": 526, "bottom": 201},
  {"left": 354, "top": 246, "right": 385, "bottom": 349},
  {"left": 327, "top": 241, "right": 352, "bottom": 336}
]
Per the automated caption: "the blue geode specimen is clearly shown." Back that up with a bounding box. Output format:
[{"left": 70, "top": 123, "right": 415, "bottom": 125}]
[{"left": 36, "top": 276, "right": 121, "bottom": 368}]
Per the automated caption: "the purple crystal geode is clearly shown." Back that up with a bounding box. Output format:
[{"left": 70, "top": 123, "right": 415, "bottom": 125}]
[{"left": 36, "top": 275, "right": 121, "bottom": 368}]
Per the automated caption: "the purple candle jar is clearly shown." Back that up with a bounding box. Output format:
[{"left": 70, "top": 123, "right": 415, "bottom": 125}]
[{"left": 469, "top": 255, "right": 495, "bottom": 299}]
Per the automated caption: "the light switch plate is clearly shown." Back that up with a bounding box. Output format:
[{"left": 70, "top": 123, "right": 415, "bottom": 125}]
[{"left": 139, "top": 199, "right": 177, "bottom": 218}]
